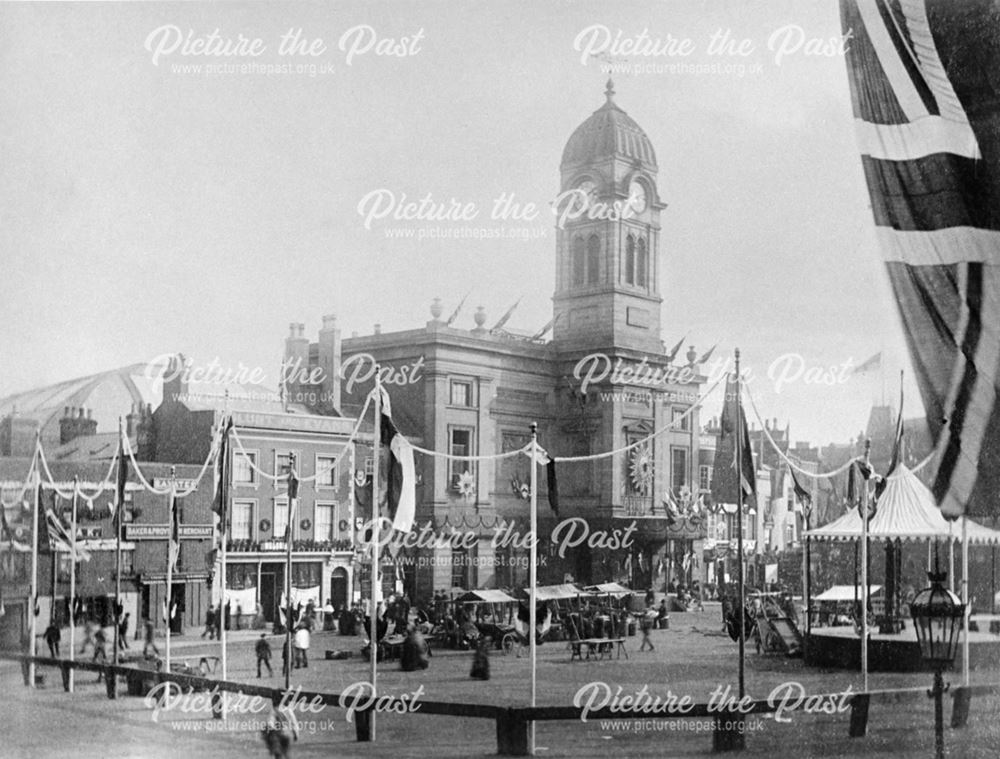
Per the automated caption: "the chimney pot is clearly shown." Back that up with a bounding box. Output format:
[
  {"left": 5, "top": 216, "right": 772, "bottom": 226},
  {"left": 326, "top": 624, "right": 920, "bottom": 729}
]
[
  {"left": 64, "top": 406, "right": 70, "bottom": 418},
  {"left": 289, "top": 323, "right": 297, "bottom": 337},
  {"left": 374, "top": 324, "right": 382, "bottom": 335}
]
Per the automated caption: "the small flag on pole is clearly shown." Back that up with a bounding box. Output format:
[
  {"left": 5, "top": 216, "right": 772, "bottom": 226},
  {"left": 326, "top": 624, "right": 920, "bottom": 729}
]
[
  {"left": 378, "top": 387, "right": 416, "bottom": 533},
  {"left": 169, "top": 495, "right": 180, "bottom": 572},
  {"left": 853, "top": 352, "right": 881, "bottom": 376}
]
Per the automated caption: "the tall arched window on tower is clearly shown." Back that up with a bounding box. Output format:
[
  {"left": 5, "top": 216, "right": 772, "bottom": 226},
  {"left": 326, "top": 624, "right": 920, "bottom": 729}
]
[
  {"left": 572, "top": 236, "right": 585, "bottom": 286},
  {"left": 587, "top": 235, "right": 601, "bottom": 284},
  {"left": 637, "top": 238, "right": 648, "bottom": 288},
  {"left": 625, "top": 235, "right": 635, "bottom": 285}
]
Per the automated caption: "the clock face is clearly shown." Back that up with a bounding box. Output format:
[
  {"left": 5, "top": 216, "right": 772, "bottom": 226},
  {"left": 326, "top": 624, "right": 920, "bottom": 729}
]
[
  {"left": 628, "top": 180, "right": 647, "bottom": 213},
  {"left": 577, "top": 179, "right": 597, "bottom": 203}
]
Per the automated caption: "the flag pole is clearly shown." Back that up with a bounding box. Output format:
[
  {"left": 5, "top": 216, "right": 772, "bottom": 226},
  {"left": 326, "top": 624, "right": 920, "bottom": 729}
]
[
  {"left": 284, "top": 452, "right": 297, "bottom": 692},
  {"left": 734, "top": 350, "right": 745, "bottom": 698},
  {"left": 529, "top": 422, "right": 538, "bottom": 755},
  {"left": 69, "top": 476, "right": 78, "bottom": 692},
  {"left": 28, "top": 434, "right": 41, "bottom": 688},
  {"left": 114, "top": 419, "right": 123, "bottom": 670},
  {"left": 861, "top": 440, "right": 870, "bottom": 693},
  {"left": 369, "top": 373, "right": 382, "bottom": 741},
  {"left": 218, "top": 415, "right": 230, "bottom": 719},
  {"left": 165, "top": 466, "right": 175, "bottom": 673},
  {"left": 961, "top": 514, "right": 969, "bottom": 686}
]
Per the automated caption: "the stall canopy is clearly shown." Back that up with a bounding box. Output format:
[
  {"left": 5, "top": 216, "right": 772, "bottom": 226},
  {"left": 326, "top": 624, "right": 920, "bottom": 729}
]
[
  {"left": 455, "top": 589, "right": 517, "bottom": 604},
  {"left": 584, "top": 582, "right": 632, "bottom": 596},
  {"left": 806, "top": 466, "right": 1000, "bottom": 544},
  {"left": 814, "top": 585, "right": 883, "bottom": 603},
  {"left": 520, "top": 584, "right": 587, "bottom": 601}
]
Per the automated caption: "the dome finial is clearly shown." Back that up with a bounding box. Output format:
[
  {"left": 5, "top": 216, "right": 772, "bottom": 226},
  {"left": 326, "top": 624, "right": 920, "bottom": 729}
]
[{"left": 605, "top": 78, "right": 615, "bottom": 102}]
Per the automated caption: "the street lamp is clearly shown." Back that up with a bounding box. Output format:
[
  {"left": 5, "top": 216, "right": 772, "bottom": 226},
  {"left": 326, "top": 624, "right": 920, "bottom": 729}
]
[{"left": 910, "top": 569, "right": 965, "bottom": 759}]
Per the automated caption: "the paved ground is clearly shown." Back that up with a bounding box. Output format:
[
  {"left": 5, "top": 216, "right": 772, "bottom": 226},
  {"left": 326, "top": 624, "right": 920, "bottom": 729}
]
[{"left": 2, "top": 608, "right": 999, "bottom": 758}]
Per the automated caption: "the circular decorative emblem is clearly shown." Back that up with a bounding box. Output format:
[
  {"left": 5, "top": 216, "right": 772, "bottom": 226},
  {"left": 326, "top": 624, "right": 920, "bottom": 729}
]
[
  {"left": 629, "top": 444, "right": 654, "bottom": 494},
  {"left": 354, "top": 469, "right": 368, "bottom": 488},
  {"left": 259, "top": 518, "right": 271, "bottom": 533},
  {"left": 300, "top": 518, "right": 312, "bottom": 531},
  {"left": 338, "top": 519, "right": 349, "bottom": 533},
  {"left": 457, "top": 470, "right": 476, "bottom": 500}
]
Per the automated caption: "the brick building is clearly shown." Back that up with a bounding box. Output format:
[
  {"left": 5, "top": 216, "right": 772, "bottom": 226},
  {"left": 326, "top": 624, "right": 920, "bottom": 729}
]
[{"left": 149, "top": 353, "right": 359, "bottom": 624}]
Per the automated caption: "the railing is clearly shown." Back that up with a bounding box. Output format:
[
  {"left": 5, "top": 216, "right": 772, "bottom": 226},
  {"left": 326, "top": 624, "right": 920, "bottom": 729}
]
[{"left": 4, "top": 651, "right": 998, "bottom": 756}]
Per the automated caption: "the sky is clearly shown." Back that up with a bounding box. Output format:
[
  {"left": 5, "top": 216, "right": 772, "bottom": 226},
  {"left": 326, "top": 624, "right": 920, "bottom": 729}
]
[{"left": 0, "top": 0, "right": 923, "bottom": 447}]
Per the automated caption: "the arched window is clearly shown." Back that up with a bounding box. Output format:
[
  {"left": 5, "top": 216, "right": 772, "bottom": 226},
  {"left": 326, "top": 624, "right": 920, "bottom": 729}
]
[
  {"left": 587, "top": 235, "right": 600, "bottom": 284},
  {"left": 572, "top": 237, "right": 585, "bottom": 286},
  {"left": 625, "top": 235, "right": 636, "bottom": 285},
  {"left": 637, "top": 238, "right": 648, "bottom": 288}
]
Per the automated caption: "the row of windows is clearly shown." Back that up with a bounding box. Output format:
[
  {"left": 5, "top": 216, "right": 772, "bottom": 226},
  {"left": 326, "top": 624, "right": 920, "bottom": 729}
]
[
  {"left": 229, "top": 499, "right": 349, "bottom": 542},
  {"left": 232, "top": 451, "right": 340, "bottom": 488},
  {"left": 570, "top": 234, "right": 650, "bottom": 288}
]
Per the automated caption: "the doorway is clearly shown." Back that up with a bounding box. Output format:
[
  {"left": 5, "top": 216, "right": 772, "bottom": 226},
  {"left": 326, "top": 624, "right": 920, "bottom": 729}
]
[
  {"left": 260, "top": 563, "right": 284, "bottom": 623},
  {"left": 330, "top": 568, "right": 348, "bottom": 610}
]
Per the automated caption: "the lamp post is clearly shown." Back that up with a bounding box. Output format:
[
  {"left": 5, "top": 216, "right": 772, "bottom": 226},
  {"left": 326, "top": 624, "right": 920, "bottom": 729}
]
[{"left": 910, "top": 568, "right": 965, "bottom": 759}]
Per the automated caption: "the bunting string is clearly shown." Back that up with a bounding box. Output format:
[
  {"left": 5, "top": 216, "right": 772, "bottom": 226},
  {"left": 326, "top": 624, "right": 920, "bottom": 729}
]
[
  {"left": 0, "top": 446, "right": 39, "bottom": 508},
  {"left": 122, "top": 432, "right": 219, "bottom": 497},
  {"left": 542, "top": 372, "right": 727, "bottom": 463},
  {"left": 37, "top": 442, "right": 99, "bottom": 499},
  {"left": 743, "top": 385, "right": 860, "bottom": 479},
  {"left": 230, "top": 390, "right": 373, "bottom": 483}
]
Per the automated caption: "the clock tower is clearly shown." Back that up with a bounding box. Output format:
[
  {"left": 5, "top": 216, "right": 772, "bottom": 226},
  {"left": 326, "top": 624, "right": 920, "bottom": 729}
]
[{"left": 553, "top": 80, "right": 664, "bottom": 354}]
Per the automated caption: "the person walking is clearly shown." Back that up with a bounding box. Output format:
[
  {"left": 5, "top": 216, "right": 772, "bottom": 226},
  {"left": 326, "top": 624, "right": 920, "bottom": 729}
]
[
  {"left": 142, "top": 618, "right": 159, "bottom": 658},
  {"left": 118, "top": 612, "right": 131, "bottom": 650},
  {"left": 79, "top": 620, "right": 96, "bottom": 655},
  {"left": 281, "top": 637, "right": 291, "bottom": 678},
  {"left": 202, "top": 605, "right": 216, "bottom": 639},
  {"left": 256, "top": 634, "right": 273, "bottom": 678},
  {"left": 93, "top": 627, "right": 108, "bottom": 681},
  {"left": 43, "top": 622, "right": 61, "bottom": 658},
  {"left": 293, "top": 623, "right": 310, "bottom": 669},
  {"left": 639, "top": 607, "right": 656, "bottom": 652}
]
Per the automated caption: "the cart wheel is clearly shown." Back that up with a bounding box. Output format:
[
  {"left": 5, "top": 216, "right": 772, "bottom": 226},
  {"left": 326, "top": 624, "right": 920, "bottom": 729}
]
[{"left": 501, "top": 633, "right": 517, "bottom": 656}]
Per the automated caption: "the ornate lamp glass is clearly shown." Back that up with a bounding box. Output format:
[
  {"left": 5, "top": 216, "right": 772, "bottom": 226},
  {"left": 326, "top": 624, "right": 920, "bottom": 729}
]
[{"left": 909, "top": 570, "right": 965, "bottom": 666}]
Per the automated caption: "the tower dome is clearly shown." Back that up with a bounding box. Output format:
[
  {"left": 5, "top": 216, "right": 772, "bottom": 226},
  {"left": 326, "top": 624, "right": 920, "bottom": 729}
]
[{"left": 561, "top": 80, "right": 657, "bottom": 169}]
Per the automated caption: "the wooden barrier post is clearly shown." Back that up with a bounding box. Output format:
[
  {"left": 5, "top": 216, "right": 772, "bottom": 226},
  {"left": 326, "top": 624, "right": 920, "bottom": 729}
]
[
  {"left": 354, "top": 708, "right": 372, "bottom": 742},
  {"left": 712, "top": 716, "right": 746, "bottom": 752},
  {"left": 60, "top": 662, "right": 71, "bottom": 692},
  {"left": 104, "top": 669, "right": 117, "bottom": 700},
  {"left": 951, "top": 686, "right": 971, "bottom": 728},
  {"left": 848, "top": 694, "right": 870, "bottom": 738},
  {"left": 496, "top": 708, "right": 530, "bottom": 756}
]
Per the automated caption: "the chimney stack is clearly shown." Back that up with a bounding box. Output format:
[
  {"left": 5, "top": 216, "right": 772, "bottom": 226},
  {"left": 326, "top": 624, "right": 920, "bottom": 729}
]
[
  {"left": 318, "top": 313, "right": 342, "bottom": 413},
  {"left": 60, "top": 406, "right": 98, "bottom": 445}
]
